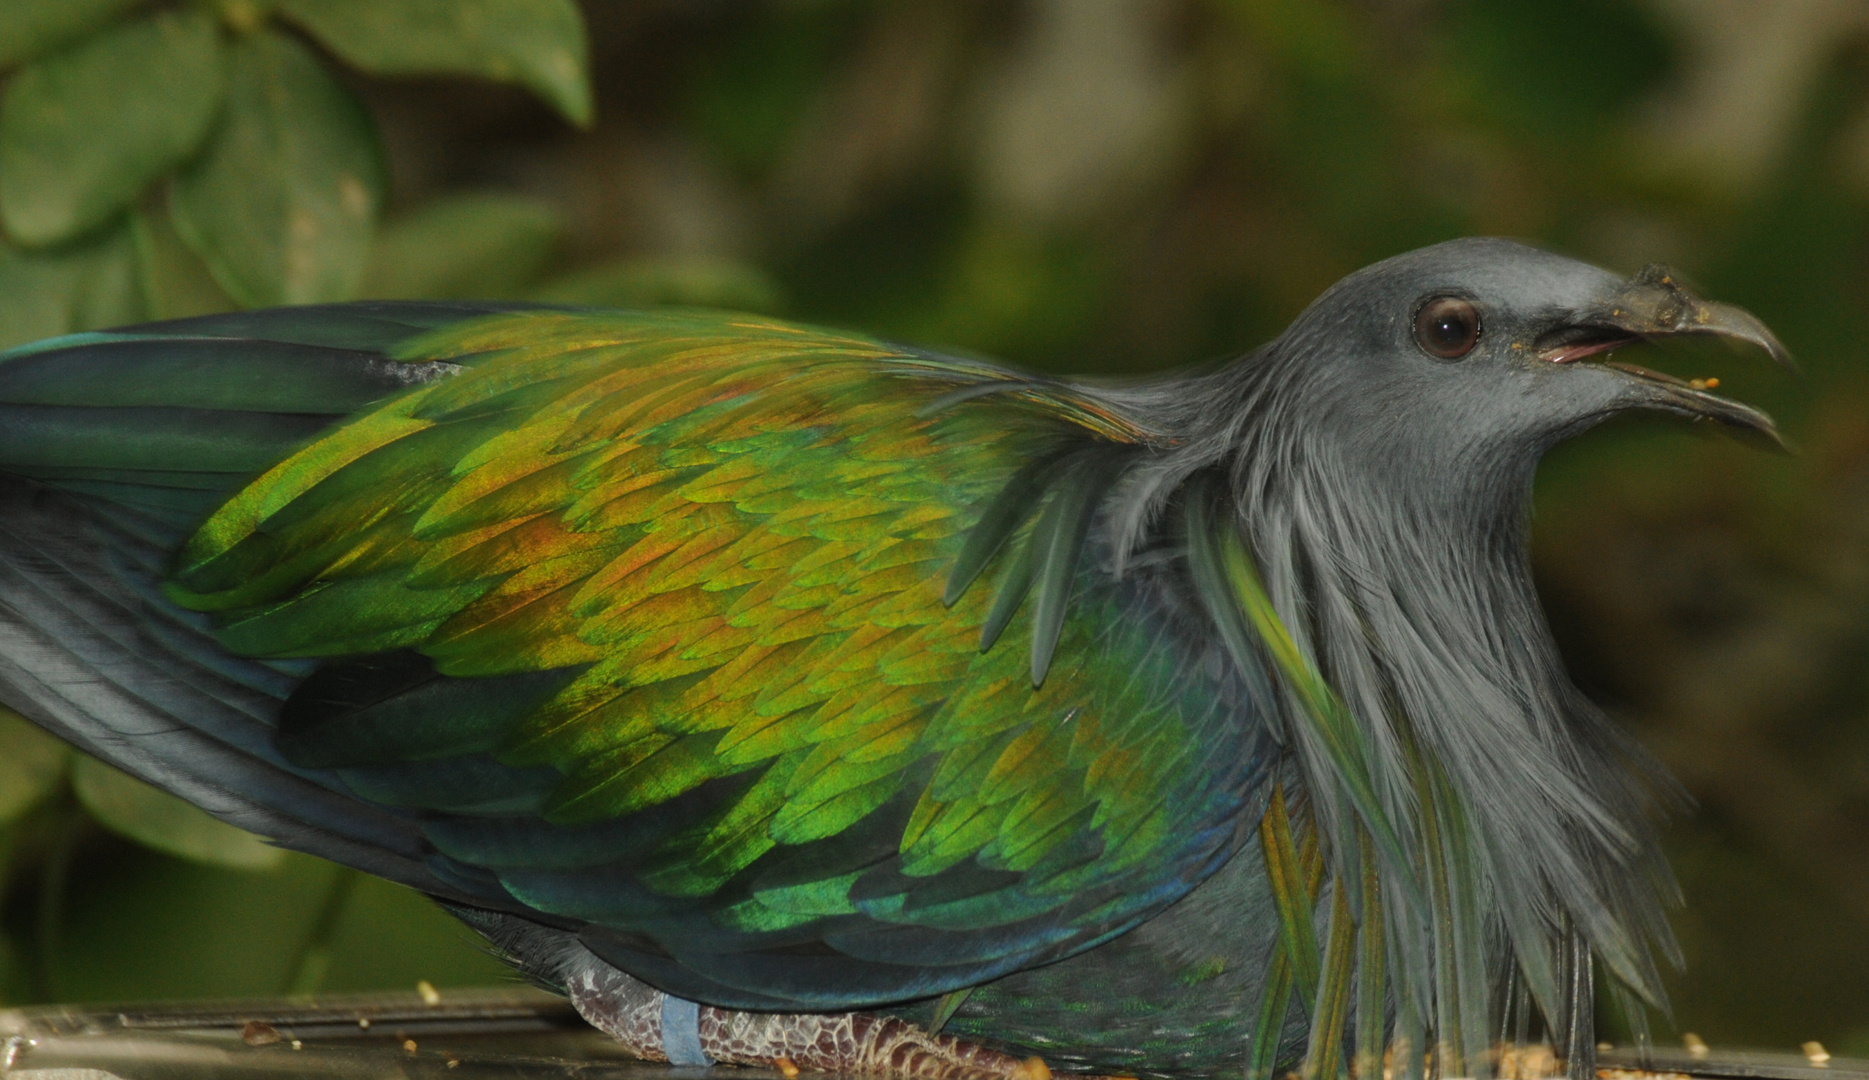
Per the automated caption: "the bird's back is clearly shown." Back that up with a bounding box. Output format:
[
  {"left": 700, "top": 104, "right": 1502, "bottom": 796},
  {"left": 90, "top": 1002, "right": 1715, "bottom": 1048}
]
[{"left": 0, "top": 303, "right": 1274, "bottom": 1040}]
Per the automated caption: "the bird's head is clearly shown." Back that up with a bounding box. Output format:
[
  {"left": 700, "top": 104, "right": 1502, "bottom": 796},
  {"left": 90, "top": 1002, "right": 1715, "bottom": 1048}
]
[
  {"left": 1185, "top": 239, "right": 1796, "bottom": 1028},
  {"left": 1263, "top": 237, "right": 1789, "bottom": 508},
  {"left": 1127, "top": 238, "right": 1795, "bottom": 1035}
]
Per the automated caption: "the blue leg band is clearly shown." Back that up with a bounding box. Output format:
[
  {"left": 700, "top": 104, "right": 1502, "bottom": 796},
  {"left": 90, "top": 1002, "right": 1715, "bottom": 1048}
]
[{"left": 660, "top": 994, "right": 714, "bottom": 1066}]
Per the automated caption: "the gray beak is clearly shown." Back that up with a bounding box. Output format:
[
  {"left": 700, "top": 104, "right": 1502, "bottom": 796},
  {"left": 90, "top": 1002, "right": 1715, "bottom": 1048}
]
[{"left": 1539, "top": 264, "right": 1791, "bottom": 449}]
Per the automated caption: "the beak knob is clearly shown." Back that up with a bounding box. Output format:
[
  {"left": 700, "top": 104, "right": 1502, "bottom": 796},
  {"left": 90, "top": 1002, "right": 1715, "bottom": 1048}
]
[{"left": 1598, "top": 264, "right": 1795, "bottom": 370}]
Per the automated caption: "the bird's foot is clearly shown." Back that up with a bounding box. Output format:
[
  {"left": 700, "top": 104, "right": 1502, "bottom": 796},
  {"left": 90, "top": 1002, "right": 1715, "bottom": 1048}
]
[
  {"left": 566, "top": 964, "right": 1056, "bottom": 1080},
  {"left": 701, "top": 1009, "right": 1053, "bottom": 1080}
]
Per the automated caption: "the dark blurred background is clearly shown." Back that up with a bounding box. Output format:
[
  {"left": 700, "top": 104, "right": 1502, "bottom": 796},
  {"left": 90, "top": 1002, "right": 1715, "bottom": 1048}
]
[{"left": 0, "top": 0, "right": 1865, "bottom": 1057}]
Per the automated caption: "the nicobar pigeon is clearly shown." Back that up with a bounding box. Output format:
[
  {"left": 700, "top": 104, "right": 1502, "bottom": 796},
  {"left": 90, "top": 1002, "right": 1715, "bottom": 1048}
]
[{"left": 0, "top": 238, "right": 1787, "bottom": 1079}]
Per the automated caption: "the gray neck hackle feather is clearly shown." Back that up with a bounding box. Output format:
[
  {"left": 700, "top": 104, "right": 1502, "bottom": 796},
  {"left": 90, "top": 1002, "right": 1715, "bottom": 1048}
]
[{"left": 1075, "top": 237, "right": 1788, "bottom": 1077}]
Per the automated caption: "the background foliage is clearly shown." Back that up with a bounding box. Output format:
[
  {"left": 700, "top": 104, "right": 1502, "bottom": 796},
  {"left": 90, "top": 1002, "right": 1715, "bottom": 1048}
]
[{"left": 0, "top": 0, "right": 1865, "bottom": 1057}]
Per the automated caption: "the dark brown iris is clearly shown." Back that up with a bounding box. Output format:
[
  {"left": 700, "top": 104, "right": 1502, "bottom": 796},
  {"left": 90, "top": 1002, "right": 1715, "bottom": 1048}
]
[{"left": 1415, "top": 296, "right": 1480, "bottom": 359}]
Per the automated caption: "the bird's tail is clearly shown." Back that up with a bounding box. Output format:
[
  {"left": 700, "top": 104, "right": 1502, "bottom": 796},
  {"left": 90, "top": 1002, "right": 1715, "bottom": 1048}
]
[{"left": 0, "top": 302, "right": 542, "bottom": 898}]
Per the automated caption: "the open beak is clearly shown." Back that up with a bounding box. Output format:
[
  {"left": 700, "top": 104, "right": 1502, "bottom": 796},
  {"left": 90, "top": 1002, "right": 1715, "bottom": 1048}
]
[{"left": 1538, "top": 264, "right": 1791, "bottom": 449}]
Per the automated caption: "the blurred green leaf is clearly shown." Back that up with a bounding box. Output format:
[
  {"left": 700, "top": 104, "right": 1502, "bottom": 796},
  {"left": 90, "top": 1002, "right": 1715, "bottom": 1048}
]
[
  {"left": 910, "top": 223, "right": 1104, "bottom": 369},
  {"left": 362, "top": 192, "right": 562, "bottom": 299},
  {"left": 52, "top": 841, "right": 333, "bottom": 1000},
  {"left": 170, "top": 30, "right": 384, "bottom": 307},
  {"left": 531, "top": 257, "right": 784, "bottom": 313},
  {"left": 0, "top": 0, "right": 145, "bottom": 70},
  {"left": 278, "top": 0, "right": 592, "bottom": 127},
  {"left": 0, "top": 10, "right": 226, "bottom": 248},
  {"left": 0, "top": 709, "right": 67, "bottom": 825},
  {"left": 49, "top": 842, "right": 511, "bottom": 1002},
  {"left": 1217, "top": 0, "right": 1362, "bottom": 82},
  {"left": 0, "top": 931, "right": 32, "bottom": 1005},
  {"left": 71, "top": 755, "right": 286, "bottom": 872},
  {"left": 130, "top": 205, "right": 238, "bottom": 320},
  {"left": 316, "top": 872, "right": 515, "bottom": 992},
  {"left": 684, "top": 5, "right": 851, "bottom": 179},
  {"left": 215, "top": 1, "right": 280, "bottom": 36},
  {"left": 0, "top": 224, "right": 142, "bottom": 350},
  {"left": 1443, "top": 0, "right": 1673, "bottom": 141}
]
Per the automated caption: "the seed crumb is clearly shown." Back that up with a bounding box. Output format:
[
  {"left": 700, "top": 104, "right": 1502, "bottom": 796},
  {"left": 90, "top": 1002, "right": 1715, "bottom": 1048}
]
[
  {"left": 404, "top": 1039, "right": 419, "bottom": 1053},
  {"left": 1803, "top": 1042, "right": 1830, "bottom": 1066},
  {"left": 1682, "top": 1033, "right": 1708, "bottom": 1057},
  {"left": 417, "top": 980, "right": 442, "bottom": 1005},
  {"left": 357, "top": 1017, "right": 371, "bottom": 1030},
  {"left": 775, "top": 1056, "right": 801, "bottom": 1078},
  {"left": 240, "top": 1021, "right": 281, "bottom": 1047}
]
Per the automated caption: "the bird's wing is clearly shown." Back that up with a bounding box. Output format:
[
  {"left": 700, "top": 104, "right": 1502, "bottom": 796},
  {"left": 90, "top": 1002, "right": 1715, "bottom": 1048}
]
[
  {"left": 164, "top": 307, "right": 1273, "bottom": 1009},
  {"left": 0, "top": 301, "right": 558, "bottom": 900}
]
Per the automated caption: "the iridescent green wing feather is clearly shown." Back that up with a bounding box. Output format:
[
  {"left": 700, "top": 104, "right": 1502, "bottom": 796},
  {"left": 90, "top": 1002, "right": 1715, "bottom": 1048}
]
[{"left": 165, "top": 308, "right": 1271, "bottom": 1009}]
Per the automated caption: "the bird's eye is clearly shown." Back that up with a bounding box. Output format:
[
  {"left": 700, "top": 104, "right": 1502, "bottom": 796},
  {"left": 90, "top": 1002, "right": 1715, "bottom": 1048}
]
[{"left": 1414, "top": 296, "right": 1480, "bottom": 359}]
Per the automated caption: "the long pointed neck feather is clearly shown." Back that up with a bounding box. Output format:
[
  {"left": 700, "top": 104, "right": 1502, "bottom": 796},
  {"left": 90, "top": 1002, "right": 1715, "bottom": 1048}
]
[
  {"left": 1240, "top": 421, "right": 1680, "bottom": 967},
  {"left": 1087, "top": 346, "right": 1681, "bottom": 1063}
]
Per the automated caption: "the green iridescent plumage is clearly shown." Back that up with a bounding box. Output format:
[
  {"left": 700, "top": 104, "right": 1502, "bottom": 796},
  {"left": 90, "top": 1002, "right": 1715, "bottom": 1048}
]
[{"left": 154, "top": 307, "right": 1263, "bottom": 1007}]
